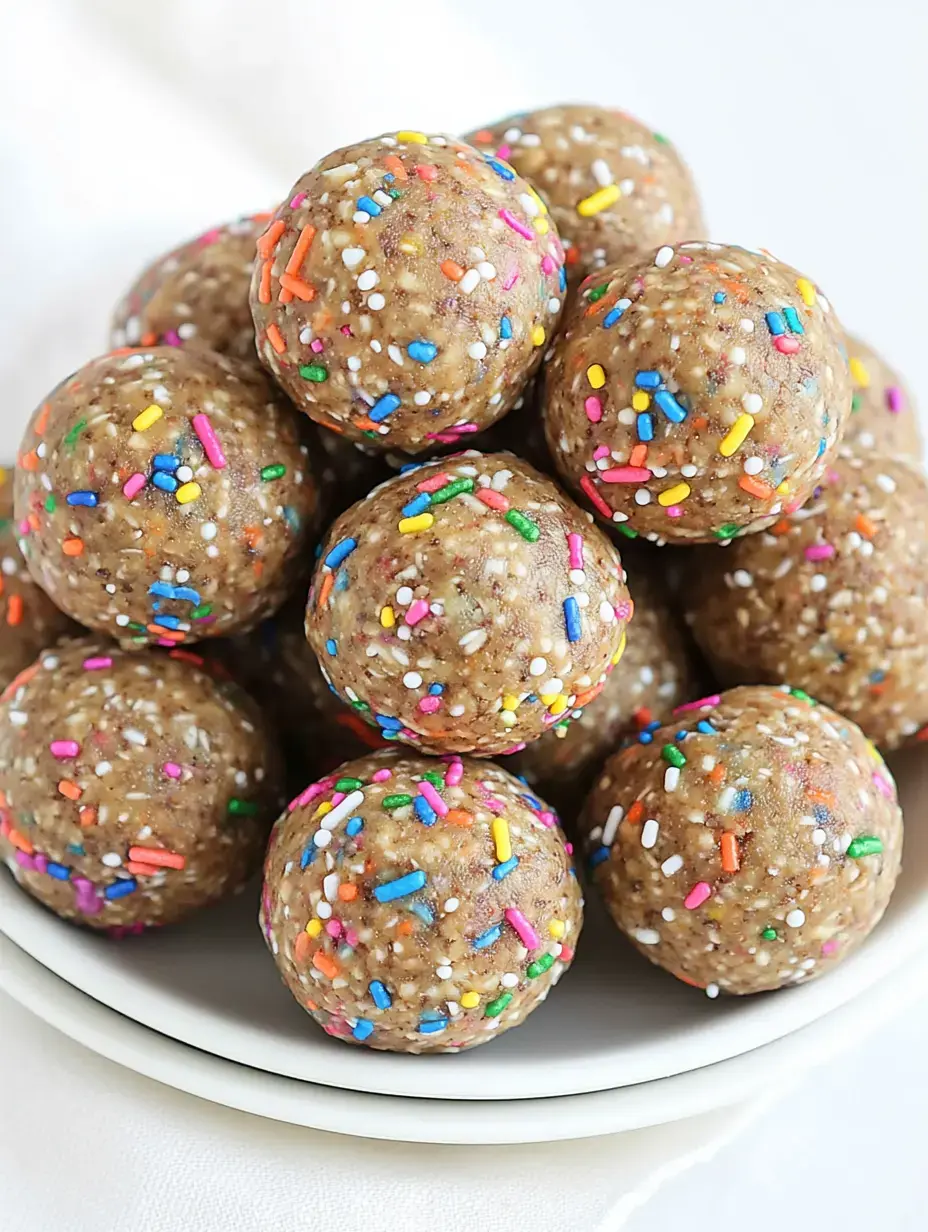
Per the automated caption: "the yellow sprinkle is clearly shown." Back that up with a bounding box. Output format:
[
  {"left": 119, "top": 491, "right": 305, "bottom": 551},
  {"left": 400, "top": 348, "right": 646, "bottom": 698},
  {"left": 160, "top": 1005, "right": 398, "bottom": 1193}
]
[
  {"left": 398, "top": 513, "right": 434, "bottom": 534},
  {"left": 501, "top": 694, "right": 520, "bottom": 712},
  {"left": 531, "top": 326, "right": 546, "bottom": 347},
  {"left": 719, "top": 413, "right": 755, "bottom": 458},
  {"left": 576, "top": 184, "right": 621, "bottom": 217},
  {"left": 305, "top": 919, "right": 323, "bottom": 938},
  {"left": 658, "top": 482, "right": 691, "bottom": 507},
  {"left": 397, "top": 130, "right": 428, "bottom": 144},
  {"left": 491, "top": 817, "right": 512, "bottom": 863},
  {"left": 132, "top": 404, "right": 163, "bottom": 432},
  {"left": 532, "top": 216, "right": 550, "bottom": 235},
  {"left": 612, "top": 630, "right": 627, "bottom": 666},
  {"left": 549, "top": 694, "right": 569, "bottom": 716},
  {"left": 529, "top": 187, "right": 548, "bottom": 216},
  {"left": 631, "top": 390, "right": 651, "bottom": 411},
  {"left": 865, "top": 738, "right": 883, "bottom": 762},
  {"left": 461, "top": 991, "right": 480, "bottom": 1009},
  {"left": 175, "top": 482, "right": 202, "bottom": 505},
  {"left": 539, "top": 692, "right": 559, "bottom": 706},
  {"left": 313, "top": 800, "right": 334, "bottom": 819},
  {"left": 398, "top": 235, "right": 423, "bottom": 256},
  {"left": 586, "top": 364, "right": 606, "bottom": 390},
  {"left": 849, "top": 357, "right": 871, "bottom": 388},
  {"left": 0, "top": 467, "right": 6, "bottom": 486},
  {"left": 776, "top": 480, "right": 790, "bottom": 496},
  {"left": 796, "top": 277, "right": 817, "bottom": 306},
  {"left": 380, "top": 606, "right": 395, "bottom": 628},
  {"left": 549, "top": 919, "right": 566, "bottom": 939}
]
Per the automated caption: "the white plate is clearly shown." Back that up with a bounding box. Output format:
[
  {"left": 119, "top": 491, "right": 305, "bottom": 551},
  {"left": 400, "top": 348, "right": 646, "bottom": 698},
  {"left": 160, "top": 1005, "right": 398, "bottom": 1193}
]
[{"left": 2, "top": 746, "right": 926, "bottom": 1103}]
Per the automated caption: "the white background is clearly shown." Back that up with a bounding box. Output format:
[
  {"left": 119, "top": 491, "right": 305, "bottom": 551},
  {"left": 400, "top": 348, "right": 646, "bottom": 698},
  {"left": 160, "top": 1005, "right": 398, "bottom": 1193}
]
[{"left": 1, "top": 1, "right": 927, "bottom": 1228}]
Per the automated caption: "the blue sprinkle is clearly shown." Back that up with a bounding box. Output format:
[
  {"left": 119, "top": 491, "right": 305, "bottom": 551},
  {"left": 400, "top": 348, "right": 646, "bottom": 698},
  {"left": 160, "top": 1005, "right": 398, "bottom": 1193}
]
[
  {"left": 369, "top": 393, "right": 401, "bottom": 423},
  {"left": 559, "top": 266, "right": 567, "bottom": 293},
  {"left": 713, "top": 291, "right": 726, "bottom": 304},
  {"left": 676, "top": 730, "right": 689, "bottom": 742},
  {"left": 499, "top": 315, "right": 513, "bottom": 340},
  {"left": 66, "top": 490, "right": 98, "bottom": 507},
  {"left": 399, "top": 461, "right": 424, "bottom": 474},
  {"left": 374, "top": 714, "right": 402, "bottom": 731},
  {"left": 346, "top": 816, "right": 364, "bottom": 838},
  {"left": 813, "top": 804, "right": 830, "bottom": 824},
  {"left": 153, "top": 454, "right": 181, "bottom": 471},
  {"left": 870, "top": 669, "right": 886, "bottom": 683},
  {"left": 472, "top": 924, "right": 502, "bottom": 950},
  {"left": 152, "top": 472, "right": 178, "bottom": 492},
  {"left": 334, "top": 570, "right": 350, "bottom": 592},
  {"left": 638, "top": 731, "right": 653, "bottom": 744},
  {"left": 637, "top": 412, "right": 654, "bottom": 442},
  {"left": 325, "top": 639, "right": 337, "bottom": 656},
  {"left": 645, "top": 720, "right": 662, "bottom": 733},
  {"left": 414, "top": 795, "right": 437, "bottom": 827},
  {"left": 369, "top": 980, "right": 392, "bottom": 1010},
  {"left": 733, "top": 789, "right": 754, "bottom": 812},
  {"left": 603, "top": 305, "right": 625, "bottom": 328},
  {"left": 783, "top": 305, "right": 804, "bottom": 334},
  {"left": 373, "top": 869, "right": 427, "bottom": 903},
  {"left": 300, "top": 843, "right": 316, "bottom": 869},
  {"left": 353, "top": 1019, "right": 375, "bottom": 1041},
  {"left": 324, "top": 537, "right": 357, "bottom": 569},
  {"left": 589, "top": 846, "right": 610, "bottom": 868},
  {"left": 148, "top": 581, "right": 175, "bottom": 599},
  {"left": 816, "top": 437, "right": 826, "bottom": 458},
  {"left": 635, "top": 370, "right": 662, "bottom": 389},
  {"left": 486, "top": 156, "right": 515, "bottom": 180},
  {"left": 172, "top": 586, "right": 200, "bottom": 604},
  {"left": 765, "top": 311, "right": 786, "bottom": 336},
  {"left": 407, "top": 340, "right": 438, "bottom": 364},
  {"left": 46, "top": 862, "right": 71, "bottom": 880},
  {"left": 283, "top": 506, "right": 301, "bottom": 534},
  {"left": 493, "top": 856, "right": 519, "bottom": 880},
  {"left": 66, "top": 843, "right": 85, "bottom": 856},
  {"left": 409, "top": 902, "right": 434, "bottom": 925},
  {"left": 654, "top": 390, "right": 688, "bottom": 423},
  {"left": 520, "top": 792, "right": 543, "bottom": 811},
  {"left": 153, "top": 614, "right": 182, "bottom": 630},
  {"left": 428, "top": 683, "right": 444, "bottom": 696},
  {"left": 401, "top": 492, "right": 432, "bottom": 518},
  {"left": 418, "top": 1018, "right": 448, "bottom": 1035},
  {"left": 356, "top": 195, "right": 381, "bottom": 216},
  {"left": 383, "top": 173, "right": 395, "bottom": 183},
  {"left": 696, "top": 720, "right": 716, "bottom": 735},
  {"left": 563, "top": 595, "right": 582, "bottom": 643},
  {"left": 105, "top": 878, "right": 138, "bottom": 900}
]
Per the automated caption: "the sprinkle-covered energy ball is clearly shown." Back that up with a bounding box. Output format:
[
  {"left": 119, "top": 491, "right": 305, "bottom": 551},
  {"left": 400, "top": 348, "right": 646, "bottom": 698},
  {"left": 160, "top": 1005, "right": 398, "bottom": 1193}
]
[
  {"left": 843, "top": 334, "right": 921, "bottom": 463},
  {"left": 685, "top": 453, "right": 928, "bottom": 749},
  {"left": 505, "top": 566, "right": 699, "bottom": 812},
  {"left": 261, "top": 750, "right": 582, "bottom": 1052},
  {"left": 545, "top": 243, "right": 852, "bottom": 543},
  {"left": 465, "top": 104, "right": 705, "bottom": 284},
  {"left": 0, "top": 640, "right": 282, "bottom": 930},
  {"left": 248, "top": 131, "right": 566, "bottom": 454},
  {"left": 581, "top": 685, "right": 902, "bottom": 995},
  {"left": 307, "top": 452, "right": 631, "bottom": 756},
  {"left": 15, "top": 348, "right": 320, "bottom": 646},
  {"left": 110, "top": 214, "right": 268, "bottom": 361},
  {"left": 0, "top": 468, "right": 78, "bottom": 687}
]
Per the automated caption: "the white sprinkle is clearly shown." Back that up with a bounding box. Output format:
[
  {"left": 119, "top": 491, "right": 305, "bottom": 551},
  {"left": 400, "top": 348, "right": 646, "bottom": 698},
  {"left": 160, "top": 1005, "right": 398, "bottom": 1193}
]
[
  {"left": 591, "top": 158, "right": 613, "bottom": 186},
  {"left": 730, "top": 346, "right": 746, "bottom": 365},
  {"left": 602, "top": 805, "right": 624, "bottom": 846},
  {"left": 459, "top": 628, "right": 488, "bottom": 654},
  {"left": 444, "top": 898, "right": 460, "bottom": 913},
  {"left": 436, "top": 965, "right": 453, "bottom": 979},
  {"left": 200, "top": 522, "right": 217, "bottom": 541},
  {"left": 459, "top": 269, "right": 481, "bottom": 294},
  {"left": 635, "top": 928, "right": 661, "bottom": 945},
  {"left": 396, "top": 586, "right": 414, "bottom": 605},
  {"left": 477, "top": 261, "right": 497, "bottom": 281},
  {"left": 95, "top": 762, "right": 112, "bottom": 777},
  {"left": 413, "top": 391, "right": 431, "bottom": 406},
  {"left": 403, "top": 671, "right": 423, "bottom": 689},
  {"left": 501, "top": 972, "right": 519, "bottom": 988},
  {"left": 664, "top": 767, "right": 680, "bottom": 792},
  {"left": 115, "top": 615, "right": 130, "bottom": 627},
  {"left": 786, "top": 908, "right": 806, "bottom": 928},
  {"left": 468, "top": 341, "right": 488, "bottom": 360},
  {"left": 176, "top": 466, "right": 194, "bottom": 483},
  {"left": 357, "top": 269, "right": 379, "bottom": 291},
  {"left": 654, "top": 246, "right": 674, "bottom": 268},
  {"left": 321, "top": 790, "right": 366, "bottom": 832},
  {"left": 635, "top": 489, "right": 651, "bottom": 506},
  {"left": 809, "top": 574, "right": 828, "bottom": 592},
  {"left": 740, "top": 318, "right": 755, "bottom": 333},
  {"left": 641, "top": 818, "right": 659, "bottom": 848},
  {"left": 661, "top": 907, "right": 676, "bottom": 922},
  {"left": 529, "top": 657, "right": 547, "bottom": 676},
  {"left": 323, "top": 873, "right": 340, "bottom": 902},
  {"left": 706, "top": 983, "right": 720, "bottom": 999},
  {"left": 313, "top": 829, "right": 332, "bottom": 848},
  {"left": 732, "top": 569, "right": 753, "bottom": 587},
  {"left": 742, "top": 393, "right": 763, "bottom": 414},
  {"left": 347, "top": 356, "right": 362, "bottom": 372},
  {"left": 316, "top": 901, "right": 333, "bottom": 920},
  {"left": 367, "top": 292, "right": 386, "bottom": 311},
  {"left": 101, "top": 852, "right": 122, "bottom": 867},
  {"left": 8, "top": 711, "right": 27, "bottom": 726},
  {"left": 599, "top": 599, "right": 615, "bottom": 622},
  {"left": 342, "top": 247, "right": 365, "bottom": 269},
  {"left": 661, "top": 854, "right": 684, "bottom": 876},
  {"left": 743, "top": 456, "right": 764, "bottom": 475},
  {"left": 875, "top": 473, "right": 896, "bottom": 494}
]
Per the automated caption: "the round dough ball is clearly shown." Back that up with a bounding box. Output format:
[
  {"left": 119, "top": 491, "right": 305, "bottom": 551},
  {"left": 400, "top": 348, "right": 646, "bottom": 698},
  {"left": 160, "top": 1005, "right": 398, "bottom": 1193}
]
[
  {"left": 581, "top": 684, "right": 902, "bottom": 995},
  {"left": 465, "top": 104, "right": 705, "bottom": 284},
  {"left": 14, "top": 348, "right": 321, "bottom": 646},
  {"left": 261, "top": 749, "right": 582, "bottom": 1052},
  {"left": 505, "top": 565, "right": 700, "bottom": 813},
  {"left": 843, "top": 333, "right": 921, "bottom": 463},
  {"left": 684, "top": 453, "right": 928, "bottom": 749},
  {"left": 307, "top": 451, "right": 631, "bottom": 756},
  {"left": 0, "top": 467, "right": 78, "bottom": 686},
  {"left": 545, "top": 243, "right": 851, "bottom": 543},
  {"left": 249, "top": 131, "right": 566, "bottom": 454},
  {"left": 0, "top": 639, "right": 283, "bottom": 930},
  {"left": 110, "top": 214, "right": 267, "bottom": 361}
]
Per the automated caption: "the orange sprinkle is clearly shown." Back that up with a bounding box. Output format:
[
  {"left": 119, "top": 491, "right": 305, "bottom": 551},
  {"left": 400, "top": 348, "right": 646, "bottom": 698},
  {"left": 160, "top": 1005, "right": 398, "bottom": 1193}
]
[
  {"left": 266, "top": 323, "right": 286, "bottom": 354},
  {"left": 27, "top": 513, "right": 40, "bottom": 533},
  {"left": 317, "top": 574, "right": 335, "bottom": 611},
  {"left": 58, "top": 780, "right": 82, "bottom": 801},
  {"left": 2, "top": 663, "right": 38, "bottom": 701},
  {"left": 312, "top": 950, "right": 340, "bottom": 979},
  {"left": 446, "top": 809, "right": 474, "bottom": 827},
  {"left": 146, "top": 625, "right": 185, "bottom": 642},
  {"left": 691, "top": 416, "right": 709, "bottom": 432},
  {"left": 140, "top": 331, "right": 159, "bottom": 347},
  {"left": 6, "top": 827, "right": 34, "bottom": 855},
  {"left": 338, "top": 883, "right": 358, "bottom": 902},
  {"left": 629, "top": 444, "right": 649, "bottom": 468},
  {"left": 771, "top": 519, "right": 791, "bottom": 536},
  {"left": 278, "top": 286, "right": 294, "bottom": 305},
  {"left": 440, "top": 259, "right": 465, "bottom": 282},
  {"left": 6, "top": 594, "right": 23, "bottom": 627},
  {"left": 78, "top": 806, "right": 97, "bottom": 827},
  {"left": 256, "top": 218, "right": 285, "bottom": 258},
  {"left": 383, "top": 154, "right": 407, "bottom": 181},
  {"left": 34, "top": 404, "right": 50, "bottom": 436},
  {"left": 294, "top": 932, "right": 313, "bottom": 964},
  {"left": 127, "top": 846, "right": 186, "bottom": 870},
  {"left": 708, "top": 763, "right": 727, "bottom": 785},
  {"left": 739, "top": 474, "right": 774, "bottom": 500},
  {"left": 20, "top": 450, "right": 39, "bottom": 471},
  {"left": 855, "top": 513, "right": 876, "bottom": 539},
  {"left": 470, "top": 128, "right": 494, "bottom": 143},
  {"left": 565, "top": 245, "right": 580, "bottom": 266},
  {"left": 278, "top": 273, "right": 316, "bottom": 301},
  {"left": 258, "top": 259, "right": 272, "bottom": 304},
  {"left": 634, "top": 707, "right": 653, "bottom": 729},
  {"left": 573, "top": 684, "right": 605, "bottom": 709},
  {"left": 62, "top": 537, "right": 84, "bottom": 557},
  {"left": 720, "top": 832, "right": 740, "bottom": 873},
  {"left": 397, "top": 920, "right": 414, "bottom": 936},
  {"left": 285, "top": 224, "right": 317, "bottom": 275},
  {"left": 807, "top": 787, "right": 836, "bottom": 808},
  {"left": 127, "top": 861, "right": 161, "bottom": 876},
  {"left": 353, "top": 416, "right": 379, "bottom": 433},
  {"left": 626, "top": 800, "right": 644, "bottom": 826}
]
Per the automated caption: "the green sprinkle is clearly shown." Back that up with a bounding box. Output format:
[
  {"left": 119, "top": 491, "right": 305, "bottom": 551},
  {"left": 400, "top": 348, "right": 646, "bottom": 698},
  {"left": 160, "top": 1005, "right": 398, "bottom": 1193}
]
[
  {"left": 350, "top": 699, "right": 370, "bottom": 712},
  {"left": 421, "top": 771, "right": 444, "bottom": 789},
  {"left": 614, "top": 523, "right": 639, "bottom": 539},
  {"left": 847, "top": 835, "right": 883, "bottom": 859},
  {"left": 387, "top": 188, "right": 402, "bottom": 199},
  {"left": 336, "top": 777, "right": 364, "bottom": 793},
  {"left": 587, "top": 283, "right": 609, "bottom": 303},
  {"left": 299, "top": 364, "right": 328, "bottom": 382},
  {"left": 662, "top": 744, "right": 687, "bottom": 769},
  {"left": 761, "top": 927, "right": 778, "bottom": 941},
  {"left": 484, "top": 991, "right": 514, "bottom": 1018},
  {"left": 505, "top": 509, "right": 540, "bottom": 542},
  {"left": 526, "top": 952, "right": 556, "bottom": 978},
  {"left": 260, "top": 464, "right": 287, "bottom": 482},
  {"left": 228, "top": 798, "right": 259, "bottom": 816},
  {"left": 851, "top": 393, "right": 861, "bottom": 413},
  {"left": 0, "top": 518, "right": 10, "bottom": 533},
  {"left": 190, "top": 604, "right": 213, "bottom": 620},
  {"left": 44, "top": 495, "right": 57, "bottom": 513},
  {"left": 430, "top": 477, "right": 474, "bottom": 505},
  {"left": 383, "top": 794, "right": 413, "bottom": 810},
  {"left": 789, "top": 687, "right": 815, "bottom": 704},
  {"left": 64, "top": 418, "right": 87, "bottom": 448},
  {"left": 128, "top": 621, "right": 147, "bottom": 632},
  {"left": 653, "top": 132, "right": 670, "bottom": 144},
  {"left": 715, "top": 522, "right": 741, "bottom": 540}
]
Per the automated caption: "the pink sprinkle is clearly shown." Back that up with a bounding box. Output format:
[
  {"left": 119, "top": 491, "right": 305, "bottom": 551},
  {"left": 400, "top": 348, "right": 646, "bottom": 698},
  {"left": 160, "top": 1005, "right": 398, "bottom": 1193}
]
[
  {"left": 821, "top": 939, "right": 839, "bottom": 956},
  {"left": 418, "top": 780, "right": 448, "bottom": 817},
  {"left": 50, "top": 740, "right": 80, "bottom": 759},
  {"left": 601, "top": 467, "right": 651, "bottom": 484},
  {"left": 400, "top": 728, "right": 420, "bottom": 741},
  {"left": 290, "top": 192, "right": 308, "bottom": 209},
  {"left": 418, "top": 695, "right": 442, "bottom": 714},
  {"left": 156, "top": 638, "right": 176, "bottom": 648},
  {"left": 615, "top": 599, "right": 633, "bottom": 621},
  {"left": 502, "top": 268, "right": 520, "bottom": 291},
  {"left": 559, "top": 945, "right": 575, "bottom": 963},
  {"left": 192, "top": 413, "right": 227, "bottom": 470},
  {"left": 538, "top": 810, "right": 556, "bottom": 829},
  {"left": 674, "top": 694, "right": 721, "bottom": 715},
  {"left": 477, "top": 488, "right": 510, "bottom": 511},
  {"left": 499, "top": 208, "right": 534, "bottom": 241},
  {"left": 34, "top": 852, "right": 48, "bottom": 875},
  {"left": 163, "top": 330, "right": 182, "bottom": 347},
  {"left": 584, "top": 396, "right": 602, "bottom": 423},
  {"left": 564, "top": 841, "right": 574, "bottom": 855},
  {"left": 18, "top": 518, "right": 30, "bottom": 537},
  {"left": 567, "top": 532, "right": 584, "bottom": 570},
  {"left": 372, "top": 768, "right": 393, "bottom": 783},
  {"left": 122, "top": 473, "right": 147, "bottom": 501},
  {"left": 804, "top": 543, "right": 835, "bottom": 561},
  {"left": 83, "top": 657, "right": 112, "bottom": 672},
  {"left": 678, "top": 256, "right": 694, "bottom": 265},
  {"left": 592, "top": 444, "right": 610, "bottom": 461},
  {"left": 310, "top": 338, "right": 324, "bottom": 354},
  {"left": 340, "top": 325, "right": 352, "bottom": 336},
  {"left": 344, "top": 927, "right": 359, "bottom": 947},
  {"left": 427, "top": 424, "right": 479, "bottom": 442},
  {"left": 886, "top": 386, "right": 904, "bottom": 413},
  {"left": 873, "top": 772, "right": 894, "bottom": 800},
  {"left": 505, "top": 907, "right": 540, "bottom": 951},
  {"left": 197, "top": 228, "right": 222, "bottom": 247},
  {"left": 15, "top": 850, "right": 35, "bottom": 870},
  {"left": 444, "top": 760, "right": 463, "bottom": 786},
  {"left": 774, "top": 335, "right": 800, "bottom": 355},
  {"left": 684, "top": 881, "right": 712, "bottom": 910},
  {"left": 405, "top": 599, "right": 430, "bottom": 626},
  {"left": 163, "top": 762, "right": 182, "bottom": 779},
  {"left": 417, "top": 471, "right": 452, "bottom": 493},
  {"left": 329, "top": 791, "right": 346, "bottom": 808},
  {"left": 666, "top": 506, "right": 684, "bottom": 518},
  {"left": 73, "top": 877, "right": 102, "bottom": 916},
  {"left": 497, "top": 144, "right": 512, "bottom": 160},
  {"left": 485, "top": 797, "right": 507, "bottom": 814},
  {"left": 325, "top": 919, "right": 342, "bottom": 938},
  {"left": 541, "top": 255, "right": 556, "bottom": 275},
  {"left": 500, "top": 741, "right": 527, "bottom": 753}
]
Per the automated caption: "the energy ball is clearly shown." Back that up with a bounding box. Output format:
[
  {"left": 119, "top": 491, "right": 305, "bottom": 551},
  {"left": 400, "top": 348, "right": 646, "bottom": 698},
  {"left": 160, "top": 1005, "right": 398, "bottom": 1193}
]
[
  {"left": 307, "top": 451, "right": 631, "bottom": 756},
  {"left": 15, "top": 347, "right": 320, "bottom": 647},
  {"left": 843, "top": 333, "right": 921, "bottom": 463},
  {"left": 581, "top": 685, "right": 902, "bottom": 995},
  {"left": 0, "top": 640, "right": 282, "bottom": 930},
  {"left": 0, "top": 468, "right": 78, "bottom": 687},
  {"left": 261, "top": 750, "right": 582, "bottom": 1052},
  {"left": 684, "top": 453, "right": 928, "bottom": 750},
  {"left": 465, "top": 104, "right": 705, "bottom": 284},
  {"left": 110, "top": 213, "right": 268, "bottom": 361},
  {"left": 545, "top": 243, "right": 852, "bottom": 544},
  {"left": 248, "top": 130, "right": 566, "bottom": 454},
  {"left": 505, "top": 566, "right": 700, "bottom": 813}
]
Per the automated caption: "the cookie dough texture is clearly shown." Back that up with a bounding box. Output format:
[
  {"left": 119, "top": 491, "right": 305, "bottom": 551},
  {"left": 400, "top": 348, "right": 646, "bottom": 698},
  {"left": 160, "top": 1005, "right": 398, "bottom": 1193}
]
[
  {"left": 261, "top": 750, "right": 582, "bottom": 1052},
  {"left": 249, "top": 131, "right": 566, "bottom": 454},
  {"left": 685, "top": 453, "right": 928, "bottom": 749},
  {"left": 843, "top": 333, "right": 921, "bottom": 463},
  {"left": 111, "top": 214, "right": 268, "bottom": 361},
  {"left": 545, "top": 243, "right": 852, "bottom": 543},
  {"left": 465, "top": 104, "right": 705, "bottom": 284},
  {"left": 581, "top": 685, "right": 902, "bottom": 995},
  {"left": 15, "top": 348, "right": 320, "bottom": 646},
  {"left": 0, "top": 640, "right": 282, "bottom": 929},
  {"left": 505, "top": 566, "right": 699, "bottom": 812},
  {"left": 0, "top": 468, "right": 78, "bottom": 686},
  {"left": 307, "top": 452, "right": 631, "bottom": 756}
]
